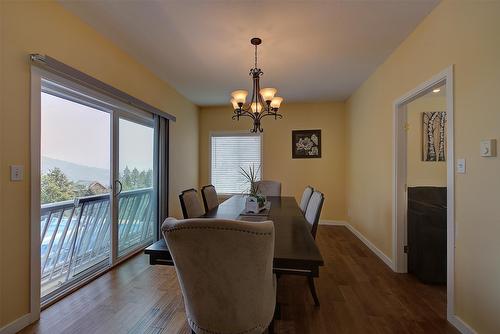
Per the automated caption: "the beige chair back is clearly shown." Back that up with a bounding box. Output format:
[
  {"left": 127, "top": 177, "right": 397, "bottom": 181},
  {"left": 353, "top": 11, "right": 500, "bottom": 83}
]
[
  {"left": 201, "top": 185, "right": 219, "bottom": 212},
  {"left": 299, "top": 186, "right": 314, "bottom": 214},
  {"left": 162, "top": 218, "right": 276, "bottom": 334},
  {"left": 179, "top": 189, "right": 204, "bottom": 219},
  {"left": 253, "top": 180, "right": 281, "bottom": 197},
  {"left": 305, "top": 191, "right": 324, "bottom": 239}
]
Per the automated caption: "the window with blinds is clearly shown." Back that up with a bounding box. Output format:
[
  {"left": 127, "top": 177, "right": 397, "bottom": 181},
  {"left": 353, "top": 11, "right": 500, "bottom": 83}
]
[{"left": 210, "top": 133, "right": 262, "bottom": 194}]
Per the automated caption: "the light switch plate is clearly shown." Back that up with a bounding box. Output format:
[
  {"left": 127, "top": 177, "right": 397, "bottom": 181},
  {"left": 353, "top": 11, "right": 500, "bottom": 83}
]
[
  {"left": 10, "top": 165, "right": 24, "bottom": 181},
  {"left": 456, "top": 159, "right": 466, "bottom": 174},
  {"left": 480, "top": 139, "right": 497, "bottom": 157}
]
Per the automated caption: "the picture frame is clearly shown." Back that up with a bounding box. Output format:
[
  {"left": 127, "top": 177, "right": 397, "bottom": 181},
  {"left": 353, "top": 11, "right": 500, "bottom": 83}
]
[
  {"left": 422, "top": 111, "right": 447, "bottom": 161},
  {"left": 292, "top": 129, "right": 322, "bottom": 159}
]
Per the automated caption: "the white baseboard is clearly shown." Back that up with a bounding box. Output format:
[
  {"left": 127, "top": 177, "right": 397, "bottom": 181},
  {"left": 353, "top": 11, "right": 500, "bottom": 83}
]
[
  {"left": 448, "top": 315, "right": 477, "bottom": 334},
  {"left": 319, "top": 220, "right": 348, "bottom": 226},
  {"left": 319, "top": 220, "right": 394, "bottom": 270},
  {"left": 0, "top": 313, "right": 34, "bottom": 334}
]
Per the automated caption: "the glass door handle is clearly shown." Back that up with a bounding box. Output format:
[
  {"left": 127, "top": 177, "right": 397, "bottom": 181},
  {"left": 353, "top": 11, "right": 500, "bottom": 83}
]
[{"left": 114, "top": 180, "right": 123, "bottom": 197}]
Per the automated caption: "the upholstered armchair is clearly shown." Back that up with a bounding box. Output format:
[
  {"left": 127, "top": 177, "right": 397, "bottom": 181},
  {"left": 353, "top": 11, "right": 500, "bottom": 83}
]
[
  {"left": 179, "top": 188, "right": 205, "bottom": 219},
  {"left": 299, "top": 186, "right": 314, "bottom": 214},
  {"left": 162, "top": 218, "right": 276, "bottom": 334},
  {"left": 253, "top": 180, "right": 281, "bottom": 197},
  {"left": 201, "top": 185, "right": 219, "bottom": 212},
  {"left": 305, "top": 191, "right": 324, "bottom": 239}
]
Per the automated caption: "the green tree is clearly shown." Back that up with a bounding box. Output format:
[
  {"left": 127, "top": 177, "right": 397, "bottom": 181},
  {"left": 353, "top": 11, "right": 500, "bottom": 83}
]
[
  {"left": 130, "top": 168, "right": 140, "bottom": 189},
  {"left": 41, "top": 168, "right": 75, "bottom": 204},
  {"left": 144, "top": 169, "right": 153, "bottom": 188},
  {"left": 120, "top": 166, "right": 153, "bottom": 190},
  {"left": 122, "top": 166, "right": 132, "bottom": 190}
]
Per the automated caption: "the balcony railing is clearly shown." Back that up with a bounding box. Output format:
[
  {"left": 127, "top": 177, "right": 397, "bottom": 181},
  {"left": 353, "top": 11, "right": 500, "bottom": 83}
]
[{"left": 40, "top": 188, "right": 154, "bottom": 299}]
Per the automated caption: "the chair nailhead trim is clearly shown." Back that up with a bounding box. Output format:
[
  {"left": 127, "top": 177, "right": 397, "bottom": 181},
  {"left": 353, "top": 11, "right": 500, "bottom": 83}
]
[{"left": 188, "top": 318, "right": 267, "bottom": 334}]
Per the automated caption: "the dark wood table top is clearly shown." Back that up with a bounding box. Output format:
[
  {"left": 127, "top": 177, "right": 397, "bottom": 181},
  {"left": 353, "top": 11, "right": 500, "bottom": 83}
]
[{"left": 145, "top": 195, "right": 324, "bottom": 273}]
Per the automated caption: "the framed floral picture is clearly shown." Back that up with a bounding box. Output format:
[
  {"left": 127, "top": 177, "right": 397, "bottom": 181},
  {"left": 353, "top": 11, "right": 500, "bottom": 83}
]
[{"left": 292, "top": 129, "right": 321, "bottom": 159}]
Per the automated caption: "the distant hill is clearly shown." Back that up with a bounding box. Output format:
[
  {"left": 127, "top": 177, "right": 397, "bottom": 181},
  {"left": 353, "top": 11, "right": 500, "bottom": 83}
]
[{"left": 42, "top": 156, "right": 110, "bottom": 186}]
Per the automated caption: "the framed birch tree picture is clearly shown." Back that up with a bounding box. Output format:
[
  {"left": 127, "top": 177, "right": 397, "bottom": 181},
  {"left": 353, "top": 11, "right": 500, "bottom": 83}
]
[{"left": 422, "top": 111, "right": 447, "bottom": 161}]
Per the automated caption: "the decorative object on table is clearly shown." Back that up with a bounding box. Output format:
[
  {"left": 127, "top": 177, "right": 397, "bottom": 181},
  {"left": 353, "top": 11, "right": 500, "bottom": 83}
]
[
  {"left": 230, "top": 37, "right": 284, "bottom": 133},
  {"left": 242, "top": 198, "right": 271, "bottom": 215},
  {"left": 292, "top": 129, "right": 322, "bottom": 159},
  {"left": 422, "top": 111, "right": 446, "bottom": 161},
  {"left": 240, "top": 164, "right": 267, "bottom": 213}
]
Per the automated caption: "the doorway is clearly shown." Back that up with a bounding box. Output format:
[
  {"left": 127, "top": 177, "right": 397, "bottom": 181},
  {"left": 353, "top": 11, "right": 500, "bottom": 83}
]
[
  {"left": 406, "top": 83, "right": 447, "bottom": 284},
  {"left": 36, "top": 72, "right": 158, "bottom": 307},
  {"left": 393, "top": 66, "right": 455, "bottom": 321}
]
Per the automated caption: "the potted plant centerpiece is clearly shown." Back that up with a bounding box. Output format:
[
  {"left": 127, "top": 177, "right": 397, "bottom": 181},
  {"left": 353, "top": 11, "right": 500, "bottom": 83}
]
[{"left": 240, "top": 165, "right": 266, "bottom": 213}]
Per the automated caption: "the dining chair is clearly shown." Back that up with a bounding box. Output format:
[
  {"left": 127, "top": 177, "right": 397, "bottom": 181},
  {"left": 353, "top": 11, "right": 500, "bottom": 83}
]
[
  {"left": 201, "top": 184, "right": 219, "bottom": 212},
  {"left": 305, "top": 190, "right": 324, "bottom": 239},
  {"left": 253, "top": 180, "right": 281, "bottom": 197},
  {"left": 303, "top": 190, "right": 324, "bottom": 306},
  {"left": 162, "top": 218, "right": 276, "bottom": 334},
  {"left": 299, "top": 186, "right": 314, "bottom": 214},
  {"left": 179, "top": 189, "right": 204, "bottom": 219}
]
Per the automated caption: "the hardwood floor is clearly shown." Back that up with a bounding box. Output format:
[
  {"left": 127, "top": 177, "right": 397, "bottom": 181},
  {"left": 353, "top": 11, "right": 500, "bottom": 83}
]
[{"left": 20, "top": 226, "right": 458, "bottom": 334}]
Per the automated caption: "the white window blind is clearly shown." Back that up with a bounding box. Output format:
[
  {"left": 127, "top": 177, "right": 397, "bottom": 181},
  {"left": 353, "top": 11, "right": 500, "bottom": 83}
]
[{"left": 210, "top": 134, "right": 262, "bottom": 194}]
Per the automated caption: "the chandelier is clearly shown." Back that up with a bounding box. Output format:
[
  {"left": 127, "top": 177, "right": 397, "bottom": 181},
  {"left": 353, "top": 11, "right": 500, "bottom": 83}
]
[{"left": 230, "top": 37, "right": 283, "bottom": 133}]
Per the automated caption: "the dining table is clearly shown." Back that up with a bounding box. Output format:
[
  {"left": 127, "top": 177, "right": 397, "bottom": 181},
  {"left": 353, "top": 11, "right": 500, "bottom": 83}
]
[{"left": 144, "top": 195, "right": 324, "bottom": 306}]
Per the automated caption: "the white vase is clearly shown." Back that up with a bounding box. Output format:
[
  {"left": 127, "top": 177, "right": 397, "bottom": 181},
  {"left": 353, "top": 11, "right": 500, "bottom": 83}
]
[{"left": 245, "top": 196, "right": 260, "bottom": 213}]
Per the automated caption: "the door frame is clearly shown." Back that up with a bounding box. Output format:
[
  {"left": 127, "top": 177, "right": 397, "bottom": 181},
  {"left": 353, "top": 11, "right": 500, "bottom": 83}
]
[
  {"left": 111, "top": 112, "right": 157, "bottom": 265},
  {"left": 30, "top": 66, "right": 158, "bottom": 315},
  {"left": 392, "top": 66, "right": 455, "bottom": 321}
]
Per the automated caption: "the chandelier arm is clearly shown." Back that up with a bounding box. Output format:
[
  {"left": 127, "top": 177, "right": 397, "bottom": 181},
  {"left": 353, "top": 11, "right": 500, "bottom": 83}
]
[
  {"left": 232, "top": 113, "right": 254, "bottom": 120},
  {"left": 238, "top": 110, "right": 257, "bottom": 119},
  {"left": 255, "top": 73, "right": 264, "bottom": 111},
  {"left": 248, "top": 74, "right": 257, "bottom": 109},
  {"left": 259, "top": 111, "right": 283, "bottom": 120}
]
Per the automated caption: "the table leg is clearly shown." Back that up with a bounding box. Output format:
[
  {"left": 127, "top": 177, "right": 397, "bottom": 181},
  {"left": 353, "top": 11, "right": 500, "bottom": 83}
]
[
  {"left": 308, "top": 276, "right": 320, "bottom": 307},
  {"left": 268, "top": 318, "right": 274, "bottom": 334},
  {"left": 274, "top": 302, "right": 281, "bottom": 320}
]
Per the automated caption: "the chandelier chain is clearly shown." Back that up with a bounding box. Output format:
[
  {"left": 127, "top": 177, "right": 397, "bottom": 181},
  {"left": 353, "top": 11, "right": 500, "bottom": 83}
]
[{"left": 254, "top": 44, "right": 258, "bottom": 69}]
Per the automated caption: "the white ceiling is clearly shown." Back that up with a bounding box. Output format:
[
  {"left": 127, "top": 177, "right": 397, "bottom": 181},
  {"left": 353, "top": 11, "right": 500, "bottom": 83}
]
[{"left": 61, "top": 0, "right": 439, "bottom": 106}]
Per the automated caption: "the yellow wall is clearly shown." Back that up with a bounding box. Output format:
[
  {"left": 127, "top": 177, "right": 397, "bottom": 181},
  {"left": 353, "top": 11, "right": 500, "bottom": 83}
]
[
  {"left": 346, "top": 1, "right": 500, "bottom": 332},
  {"left": 0, "top": 1, "right": 198, "bottom": 327},
  {"left": 407, "top": 95, "right": 447, "bottom": 187},
  {"left": 199, "top": 102, "right": 347, "bottom": 221},
  {"left": 0, "top": 0, "right": 4, "bottom": 327}
]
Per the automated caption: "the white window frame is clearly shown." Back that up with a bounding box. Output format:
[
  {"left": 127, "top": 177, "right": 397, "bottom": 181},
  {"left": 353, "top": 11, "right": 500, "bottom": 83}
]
[{"left": 208, "top": 131, "right": 263, "bottom": 195}]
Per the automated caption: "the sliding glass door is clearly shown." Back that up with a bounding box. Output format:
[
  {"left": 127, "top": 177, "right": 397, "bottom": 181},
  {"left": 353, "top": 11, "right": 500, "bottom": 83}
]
[
  {"left": 40, "top": 76, "right": 158, "bottom": 305},
  {"left": 40, "top": 90, "right": 112, "bottom": 301},
  {"left": 116, "top": 117, "right": 156, "bottom": 258}
]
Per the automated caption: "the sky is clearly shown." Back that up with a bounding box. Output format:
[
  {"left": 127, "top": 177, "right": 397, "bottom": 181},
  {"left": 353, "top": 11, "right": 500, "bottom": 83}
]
[{"left": 41, "top": 93, "right": 154, "bottom": 172}]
